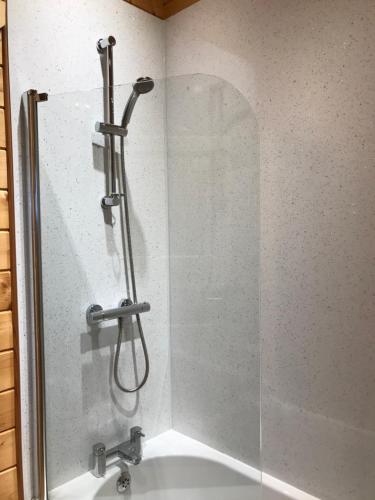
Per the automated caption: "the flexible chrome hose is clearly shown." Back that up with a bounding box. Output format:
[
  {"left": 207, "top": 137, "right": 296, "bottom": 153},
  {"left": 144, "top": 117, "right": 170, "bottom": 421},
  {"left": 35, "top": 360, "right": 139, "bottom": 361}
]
[{"left": 113, "top": 136, "right": 150, "bottom": 393}]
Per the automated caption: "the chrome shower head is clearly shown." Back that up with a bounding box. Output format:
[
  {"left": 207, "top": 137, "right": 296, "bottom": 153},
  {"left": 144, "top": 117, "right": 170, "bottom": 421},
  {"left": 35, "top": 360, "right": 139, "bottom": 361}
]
[
  {"left": 133, "top": 77, "right": 154, "bottom": 95},
  {"left": 121, "top": 77, "right": 154, "bottom": 130}
]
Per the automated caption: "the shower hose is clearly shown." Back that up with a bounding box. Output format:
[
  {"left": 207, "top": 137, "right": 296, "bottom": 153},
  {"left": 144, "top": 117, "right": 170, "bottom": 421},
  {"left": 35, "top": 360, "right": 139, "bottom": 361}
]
[{"left": 113, "top": 136, "right": 150, "bottom": 393}]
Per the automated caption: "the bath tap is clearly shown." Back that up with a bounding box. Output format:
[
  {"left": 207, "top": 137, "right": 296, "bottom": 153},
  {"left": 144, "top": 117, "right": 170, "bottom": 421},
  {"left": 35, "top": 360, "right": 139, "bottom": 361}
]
[{"left": 92, "top": 426, "right": 145, "bottom": 478}]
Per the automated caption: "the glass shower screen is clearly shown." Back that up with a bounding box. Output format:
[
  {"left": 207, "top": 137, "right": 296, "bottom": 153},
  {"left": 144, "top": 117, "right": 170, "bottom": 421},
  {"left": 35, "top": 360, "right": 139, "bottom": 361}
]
[
  {"left": 33, "top": 74, "right": 260, "bottom": 498},
  {"left": 167, "top": 74, "right": 261, "bottom": 488}
]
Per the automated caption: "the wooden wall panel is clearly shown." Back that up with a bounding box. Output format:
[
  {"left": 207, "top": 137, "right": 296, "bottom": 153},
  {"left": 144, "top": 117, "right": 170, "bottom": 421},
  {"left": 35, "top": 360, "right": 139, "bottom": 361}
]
[
  {"left": 0, "top": 271, "right": 10, "bottom": 310},
  {"left": 0, "top": 389, "right": 15, "bottom": 432},
  {"left": 0, "top": 108, "right": 5, "bottom": 148},
  {"left": 0, "top": 190, "right": 8, "bottom": 229},
  {"left": 0, "top": 150, "right": 6, "bottom": 188},
  {"left": 0, "top": 230, "right": 9, "bottom": 269},
  {"left": 0, "top": 2, "right": 22, "bottom": 497},
  {"left": 0, "top": 467, "right": 17, "bottom": 499},
  {"left": 0, "top": 2, "right": 4, "bottom": 29},
  {"left": 0, "top": 429, "right": 16, "bottom": 471},
  {"left": 0, "top": 67, "right": 3, "bottom": 107},
  {"left": 0, "top": 350, "right": 14, "bottom": 392},
  {"left": 0, "top": 467, "right": 18, "bottom": 499},
  {"left": 0, "top": 311, "right": 12, "bottom": 351}
]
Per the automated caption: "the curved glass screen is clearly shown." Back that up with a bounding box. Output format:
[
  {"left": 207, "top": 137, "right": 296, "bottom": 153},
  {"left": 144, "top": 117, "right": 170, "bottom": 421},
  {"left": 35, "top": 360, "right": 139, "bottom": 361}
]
[{"left": 36, "top": 74, "right": 261, "bottom": 499}]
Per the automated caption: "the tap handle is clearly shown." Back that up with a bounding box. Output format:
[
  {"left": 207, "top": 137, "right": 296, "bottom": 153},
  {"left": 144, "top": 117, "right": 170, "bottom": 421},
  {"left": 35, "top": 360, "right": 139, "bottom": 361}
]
[
  {"left": 130, "top": 426, "right": 145, "bottom": 441},
  {"left": 93, "top": 442, "right": 106, "bottom": 456},
  {"left": 92, "top": 442, "right": 106, "bottom": 478}
]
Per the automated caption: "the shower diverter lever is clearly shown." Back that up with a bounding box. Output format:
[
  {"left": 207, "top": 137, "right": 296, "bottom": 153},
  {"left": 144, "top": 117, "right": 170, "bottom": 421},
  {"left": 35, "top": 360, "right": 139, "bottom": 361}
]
[{"left": 86, "top": 301, "right": 151, "bottom": 325}]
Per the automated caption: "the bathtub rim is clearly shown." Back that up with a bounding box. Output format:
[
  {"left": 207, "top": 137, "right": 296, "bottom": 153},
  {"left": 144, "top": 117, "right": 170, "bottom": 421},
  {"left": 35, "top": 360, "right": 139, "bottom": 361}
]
[{"left": 49, "top": 429, "right": 320, "bottom": 500}]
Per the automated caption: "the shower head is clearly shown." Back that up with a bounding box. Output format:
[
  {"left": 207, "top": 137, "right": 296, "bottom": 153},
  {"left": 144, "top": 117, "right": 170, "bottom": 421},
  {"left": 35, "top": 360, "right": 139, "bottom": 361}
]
[
  {"left": 121, "top": 77, "right": 154, "bottom": 130},
  {"left": 133, "top": 77, "right": 154, "bottom": 95}
]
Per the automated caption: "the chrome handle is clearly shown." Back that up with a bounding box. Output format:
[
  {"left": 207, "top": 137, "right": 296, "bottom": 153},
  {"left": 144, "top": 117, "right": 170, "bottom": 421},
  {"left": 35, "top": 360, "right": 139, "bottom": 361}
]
[
  {"left": 97, "top": 35, "right": 117, "bottom": 200},
  {"left": 86, "top": 302, "right": 151, "bottom": 325},
  {"left": 92, "top": 442, "right": 106, "bottom": 478},
  {"left": 130, "top": 426, "right": 145, "bottom": 442}
]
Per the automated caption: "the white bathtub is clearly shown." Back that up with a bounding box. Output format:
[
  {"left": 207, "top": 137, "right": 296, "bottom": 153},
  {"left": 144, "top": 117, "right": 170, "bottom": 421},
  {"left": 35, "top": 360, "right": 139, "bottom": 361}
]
[{"left": 49, "top": 431, "right": 319, "bottom": 500}]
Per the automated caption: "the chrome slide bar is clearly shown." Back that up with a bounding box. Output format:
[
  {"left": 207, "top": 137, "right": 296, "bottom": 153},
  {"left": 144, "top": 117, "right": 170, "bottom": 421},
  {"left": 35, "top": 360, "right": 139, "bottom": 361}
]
[
  {"left": 26, "top": 89, "right": 48, "bottom": 500},
  {"left": 97, "top": 35, "right": 120, "bottom": 208},
  {"left": 86, "top": 301, "right": 151, "bottom": 325}
]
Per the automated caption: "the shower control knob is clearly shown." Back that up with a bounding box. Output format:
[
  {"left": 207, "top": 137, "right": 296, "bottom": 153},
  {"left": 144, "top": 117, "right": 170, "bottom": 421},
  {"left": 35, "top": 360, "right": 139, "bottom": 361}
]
[
  {"left": 86, "top": 304, "right": 103, "bottom": 324},
  {"left": 120, "top": 298, "right": 133, "bottom": 307}
]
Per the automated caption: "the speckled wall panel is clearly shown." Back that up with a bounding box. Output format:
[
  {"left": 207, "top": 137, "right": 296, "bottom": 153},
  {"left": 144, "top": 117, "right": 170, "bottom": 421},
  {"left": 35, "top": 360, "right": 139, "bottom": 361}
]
[
  {"left": 167, "top": 73, "right": 261, "bottom": 470},
  {"left": 8, "top": 0, "right": 169, "bottom": 494},
  {"left": 38, "top": 84, "right": 170, "bottom": 490},
  {"left": 166, "top": 1, "right": 375, "bottom": 499}
]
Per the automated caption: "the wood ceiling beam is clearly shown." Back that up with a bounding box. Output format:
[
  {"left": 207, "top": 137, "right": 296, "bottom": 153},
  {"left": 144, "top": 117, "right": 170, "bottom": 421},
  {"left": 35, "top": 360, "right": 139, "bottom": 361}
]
[
  {"left": 162, "top": 0, "right": 199, "bottom": 19},
  {"left": 125, "top": 0, "right": 199, "bottom": 20},
  {"left": 151, "top": 0, "right": 165, "bottom": 19}
]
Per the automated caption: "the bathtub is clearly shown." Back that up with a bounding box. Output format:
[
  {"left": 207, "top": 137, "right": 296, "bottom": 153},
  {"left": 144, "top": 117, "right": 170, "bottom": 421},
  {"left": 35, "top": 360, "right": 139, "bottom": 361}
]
[{"left": 49, "top": 430, "right": 319, "bottom": 500}]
